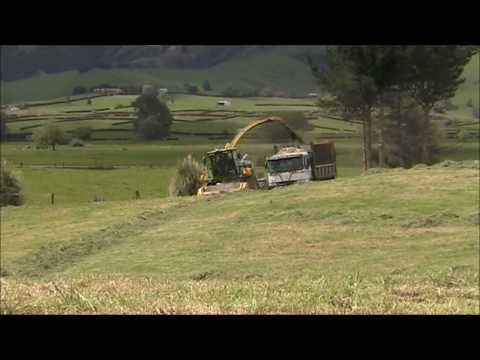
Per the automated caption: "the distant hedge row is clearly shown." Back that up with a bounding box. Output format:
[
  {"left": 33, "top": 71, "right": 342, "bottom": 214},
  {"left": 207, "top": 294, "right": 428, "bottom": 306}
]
[{"left": 22, "top": 94, "right": 108, "bottom": 108}]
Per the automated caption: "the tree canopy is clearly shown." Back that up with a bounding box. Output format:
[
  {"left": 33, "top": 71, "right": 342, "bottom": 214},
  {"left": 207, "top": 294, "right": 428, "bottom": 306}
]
[
  {"left": 34, "top": 123, "right": 66, "bottom": 151},
  {"left": 132, "top": 92, "right": 173, "bottom": 140},
  {"left": 310, "top": 45, "right": 475, "bottom": 167}
]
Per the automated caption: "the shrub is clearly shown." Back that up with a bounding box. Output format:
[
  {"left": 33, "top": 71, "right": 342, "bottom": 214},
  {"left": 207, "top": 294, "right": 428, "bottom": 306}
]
[
  {"left": 72, "top": 126, "right": 93, "bottom": 141},
  {"left": 72, "top": 86, "right": 87, "bottom": 95},
  {"left": 69, "top": 138, "right": 85, "bottom": 147},
  {"left": 0, "top": 160, "right": 24, "bottom": 206},
  {"left": 169, "top": 155, "right": 205, "bottom": 197},
  {"left": 202, "top": 80, "right": 212, "bottom": 91},
  {"left": 184, "top": 83, "right": 199, "bottom": 95},
  {"left": 466, "top": 99, "right": 473, "bottom": 107}
]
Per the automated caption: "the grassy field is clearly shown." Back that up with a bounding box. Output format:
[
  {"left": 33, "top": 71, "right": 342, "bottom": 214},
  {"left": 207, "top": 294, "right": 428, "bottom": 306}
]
[
  {"left": 1, "top": 163, "right": 478, "bottom": 314},
  {"left": 3, "top": 94, "right": 360, "bottom": 143},
  {"left": 0, "top": 140, "right": 365, "bottom": 205},
  {"left": 1, "top": 88, "right": 478, "bottom": 205},
  {"left": 1, "top": 57, "right": 479, "bottom": 314}
]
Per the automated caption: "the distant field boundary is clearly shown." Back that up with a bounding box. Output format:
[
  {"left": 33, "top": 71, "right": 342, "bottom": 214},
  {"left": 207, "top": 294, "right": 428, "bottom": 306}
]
[
  {"left": 255, "top": 103, "right": 317, "bottom": 107},
  {"left": 20, "top": 94, "right": 109, "bottom": 108},
  {"left": 313, "top": 125, "right": 356, "bottom": 133},
  {"left": 311, "top": 113, "right": 363, "bottom": 125}
]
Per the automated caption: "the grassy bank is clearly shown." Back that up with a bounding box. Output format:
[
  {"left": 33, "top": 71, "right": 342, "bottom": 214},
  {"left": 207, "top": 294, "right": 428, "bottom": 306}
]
[{"left": 1, "top": 164, "right": 478, "bottom": 314}]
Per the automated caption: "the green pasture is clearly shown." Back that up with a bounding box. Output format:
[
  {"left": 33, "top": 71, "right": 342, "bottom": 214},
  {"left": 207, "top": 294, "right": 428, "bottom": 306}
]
[{"left": 1, "top": 165, "right": 478, "bottom": 314}]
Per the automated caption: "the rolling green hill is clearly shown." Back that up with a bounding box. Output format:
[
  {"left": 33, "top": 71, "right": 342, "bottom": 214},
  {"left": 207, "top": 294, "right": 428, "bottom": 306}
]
[
  {"left": 452, "top": 52, "right": 479, "bottom": 114},
  {"left": 1, "top": 163, "right": 478, "bottom": 314},
  {"left": 1, "top": 53, "right": 318, "bottom": 104}
]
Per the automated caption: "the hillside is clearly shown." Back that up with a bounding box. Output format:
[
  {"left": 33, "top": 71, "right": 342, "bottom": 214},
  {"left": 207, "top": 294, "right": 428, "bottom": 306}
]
[
  {"left": 1, "top": 46, "right": 325, "bottom": 81},
  {"left": 1, "top": 163, "right": 478, "bottom": 314},
  {"left": 452, "top": 52, "right": 479, "bottom": 112},
  {"left": 1, "top": 53, "right": 319, "bottom": 104}
]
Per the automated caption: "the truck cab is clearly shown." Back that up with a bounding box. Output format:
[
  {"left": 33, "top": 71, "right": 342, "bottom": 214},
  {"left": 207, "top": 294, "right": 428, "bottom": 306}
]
[
  {"left": 265, "top": 147, "right": 312, "bottom": 188},
  {"left": 265, "top": 142, "right": 336, "bottom": 188}
]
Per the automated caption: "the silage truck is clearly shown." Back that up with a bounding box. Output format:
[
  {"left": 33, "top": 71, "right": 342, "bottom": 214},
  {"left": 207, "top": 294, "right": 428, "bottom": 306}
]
[
  {"left": 264, "top": 142, "right": 336, "bottom": 188},
  {"left": 197, "top": 116, "right": 336, "bottom": 195}
]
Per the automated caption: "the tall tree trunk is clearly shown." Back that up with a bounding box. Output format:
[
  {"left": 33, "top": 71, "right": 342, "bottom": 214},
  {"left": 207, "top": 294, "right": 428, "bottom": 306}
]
[
  {"left": 378, "top": 104, "right": 385, "bottom": 168},
  {"left": 365, "top": 111, "right": 372, "bottom": 169},
  {"left": 397, "top": 93, "right": 405, "bottom": 168},
  {"left": 52, "top": 143, "right": 56, "bottom": 151},
  {"left": 421, "top": 106, "right": 431, "bottom": 164},
  {"left": 362, "top": 119, "right": 368, "bottom": 171}
]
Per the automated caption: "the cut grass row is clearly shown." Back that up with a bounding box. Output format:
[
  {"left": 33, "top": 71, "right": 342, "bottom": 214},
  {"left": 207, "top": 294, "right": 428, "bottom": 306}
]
[
  {"left": 1, "top": 165, "right": 478, "bottom": 314},
  {"left": 2, "top": 268, "right": 477, "bottom": 314}
]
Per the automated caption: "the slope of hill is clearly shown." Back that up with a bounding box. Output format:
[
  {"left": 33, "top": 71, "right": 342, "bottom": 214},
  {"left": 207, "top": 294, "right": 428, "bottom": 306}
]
[
  {"left": 1, "top": 52, "right": 319, "bottom": 104},
  {"left": 1, "top": 45, "right": 324, "bottom": 79},
  {"left": 1, "top": 164, "right": 478, "bottom": 313},
  {"left": 452, "top": 52, "right": 479, "bottom": 114}
]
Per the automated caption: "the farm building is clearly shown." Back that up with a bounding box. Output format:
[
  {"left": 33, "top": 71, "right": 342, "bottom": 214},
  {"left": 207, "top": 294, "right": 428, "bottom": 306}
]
[
  {"left": 217, "top": 100, "right": 231, "bottom": 107},
  {"left": 307, "top": 92, "right": 318, "bottom": 97},
  {"left": 93, "top": 88, "right": 124, "bottom": 95},
  {"left": 158, "top": 88, "right": 168, "bottom": 95}
]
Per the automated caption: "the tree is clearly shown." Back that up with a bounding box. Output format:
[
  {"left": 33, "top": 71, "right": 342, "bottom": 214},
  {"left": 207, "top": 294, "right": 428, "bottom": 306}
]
[
  {"left": 310, "top": 46, "right": 399, "bottom": 169},
  {"left": 138, "top": 116, "right": 166, "bottom": 140},
  {"left": 397, "top": 46, "right": 475, "bottom": 163},
  {"left": 202, "top": 80, "right": 212, "bottom": 92},
  {"left": 72, "top": 126, "right": 93, "bottom": 141},
  {"left": 34, "top": 123, "right": 66, "bottom": 151},
  {"left": 131, "top": 92, "right": 173, "bottom": 140},
  {"left": 72, "top": 86, "right": 87, "bottom": 95},
  {"left": 0, "top": 111, "right": 8, "bottom": 141},
  {"left": 379, "top": 92, "right": 441, "bottom": 168},
  {"left": 272, "top": 111, "right": 313, "bottom": 131},
  {"left": 142, "top": 84, "right": 157, "bottom": 96},
  {"left": 87, "top": 98, "right": 92, "bottom": 105},
  {"left": 184, "top": 83, "right": 198, "bottom": 95}
]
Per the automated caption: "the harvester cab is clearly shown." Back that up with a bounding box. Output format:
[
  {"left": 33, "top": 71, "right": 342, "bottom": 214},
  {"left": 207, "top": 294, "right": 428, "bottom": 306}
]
[{"left": 197, "top": 148, "right": 256, "bottom": 196}]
